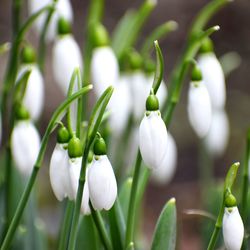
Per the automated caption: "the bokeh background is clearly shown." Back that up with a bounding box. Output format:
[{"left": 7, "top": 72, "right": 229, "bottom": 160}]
[{"left": 0, "top": 0, "right": 250, "bottom": 249}]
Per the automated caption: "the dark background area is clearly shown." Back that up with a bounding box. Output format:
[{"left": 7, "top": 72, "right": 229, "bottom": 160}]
[{"left": 0, "top": 0, "right": 250, "bottom": 249}]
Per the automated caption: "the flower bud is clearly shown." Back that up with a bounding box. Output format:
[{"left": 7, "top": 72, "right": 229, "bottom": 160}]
[
  {"left": 21, "top": 46, "right": 36, "bottom": 64},
  {"left": 57, "top": 17, "right": 71, "bottom": 35},
  {"left": 68, "top": 136, "right": 82, "bottom": 158},
  {"left": 57, "top": 126, "right": 70, "bottom": 144},
  {"left": 223, "top": 206, "right": 244, "bottom": 250},
  {"left": 93, "top": 137, "right": 107, "bottom": 156},
  {"left": 91, "top": 23, "right": 109, "bottom": 48},
  {"left": 146, "top": 93, "right": 159, "bottom": 111},
  {"left": 11, "top": 120, "right": 40, "bottom": 176},
  {"left": 187, "top": 79, "right": 212, "bottom": 138},
  {"left": 139, "top": 111, "right": 168, "bottom": 169},
  {"left": 88, "top": 155, "right": 117, "bottom": 210}
]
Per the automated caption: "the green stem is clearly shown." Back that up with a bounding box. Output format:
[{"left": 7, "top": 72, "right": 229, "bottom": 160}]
[
  {"left": 67, "top": 87, "right": 114, "bottom": 250},
  {"left": 38, "top": 1, "right": 57, "bottom": 72},
  {"left": 0, "top": 86, "right": 92, "bottom": 250},
  {"left": 241, "top": 129, "right": 250, "bottom": 223},
  {"left": 58, "top": 200, "right": 74, "bottom": 250},
  {"left": 125, "top": 151, "right": 142, "bottom": 248},
  {"left": 12, "top": 0, "right": 22, "bottom": 36},
  {"left": 90, "top": 204, "right": 113, "bottom": 250}
]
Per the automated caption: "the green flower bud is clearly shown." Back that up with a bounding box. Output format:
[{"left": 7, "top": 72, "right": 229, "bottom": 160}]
[
  {"left": 146, "top": 94, "right": 159, "bottom": 111},
  {"left": 68, "top": 136, "right": 82, "bottom": 158},
  {"left": 191, "top": 64, "right": 202, "bottom": 82},
  {"left": 57, "top": 17, "right": 72, "bottom": 35},
  {"left": 144, "top": 59, "right": 156, "bottom": 75},
  {"left": 93, "top": 137, "right": 107, "bottom": 155},
  {"left": 91, "top": 23, "right": 109, "bottom": 48},
  {"left": 225, "top": 193, "right": 237, "bottom": 208},
  {"left": 21, "top": 46, "right": 36, "bottom": 64},
  {"left": 127, "top": 49, "right": 143, "bottom": 70},
  {"left": 57, "top": 126, "right": 70, "bottom": 144},
  {"left": 15, "top": 104, "right": 30, "bottom": 120},
  {"left": 199, "top": 38, "right": 214, "bottom": 54}
]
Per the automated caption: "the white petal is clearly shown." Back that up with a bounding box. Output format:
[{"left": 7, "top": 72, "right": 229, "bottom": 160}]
[
  {"left": 52, "top": 35, "right": 83, "bottom": 95},
  {"left": 198, "top": 53, "right": 226, "bottom": 109},
  {"left": 109, "top": 75, "right": 132, "bottom": 136},
  {"left": 28, "top": 0, "right": 73, "bottom": 41},
  {"left": 139, "top": 111, "right": 168, "bottom": 169},
  {"left": 49, "top": 143, "right": 71, "bottom": 201},
  {"left": 68, "top": 157, "right": 82, "bottom": 200},
  {"left": 17, "top": 64, "right": 44, "bottom": 121},
  {"left": 151, "top": 133, "right": 177, "bottom": 185},
  {"left": 204, "top": 109, "right": 229, "bottom": 157},
  {"left": 88, "top": 155, "right": 117, "bottom": 210},
  {"left": 11, "top": 120, "right": 40, "bottom": 177},
  {"left": 223, "top": 207, "right": 244, "bottom": 250},
  {"left": 81, "top": 167, "right": 91, "bottom": 215},
  {"left": 91, "top": 47, "right": 119, "bottom": 98},
  {"left": 187, "top": 81, "right": 212, "bottom": 138}
]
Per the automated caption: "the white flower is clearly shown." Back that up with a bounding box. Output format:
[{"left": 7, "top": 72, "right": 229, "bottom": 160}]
[
  {"left": 223, "top": 207, "right": 244, "bottom": 250},
  {"left": 91, "top": 46, "right": 119, "bottom": 98},
  {"left": 187, "top": 81, "right": 212, "bottom": 138},
  {"left": 52, "top": 34, "right": 83, "bottom": 95},
  {"left": 198, "top": 52, "right": 226, "bottom": 109},
  {"left": 17, "top": 64, "right": 44, "bottom": 121},
  {"left": 88, "top": 155, "right": 117, "bottom": 210},
  {"left": 151, "top": 133, "right": 177, "bottom": 185},
  {"left": 11, "top": 120, "right": 40, "bottom": 176},
  {"left": 139, "top": 111, "right": 168, "bottom": 169},
  {"left": 68, "top": 157, "right": 90, "bottom": 215},
  {"left": 28, "top": 0, "right": 73, "bottom": 42},
  {"left": 108, "top": 75, "right": 132, "bottom": 136},
  {"left": 204, "top": 109, "right": 229, "bottom": 157},
  {"left": 49, "top": 143, "right": 73, "bottom": 201}
]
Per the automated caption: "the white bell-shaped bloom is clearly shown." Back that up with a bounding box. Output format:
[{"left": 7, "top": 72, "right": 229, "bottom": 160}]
[
  {"left": 223, "top": 206, "right": 244, "bottom": 250},
  {"left": 151, "top": 133, "right": 177, "bottom": 185},
  {"left": 139, "top": 111, "right": 168, "bottom": 169},
  {"left": 52, "top": 34, "right": 83, "bottom": 95},
  {"left": 68, "top": 157, "right": 91, "bottom": 214},
  {"left": 91, "top": 46, "right": 119, "bottom": 98},
  {"left": 109, "top": 75, "right": 132, "bottom": 136},
  {"left": 198, "top": 52, "right": 226, "bottom": 109},
  {"left": 204, "top": 109, "right": 229, "bottom": 157},
  {"left": 28, "top": 0, "right": 73, "bottom": 42},
  {"left": 49, "top": 143, "right": 72, "bottom": 201},
  {"left": 17, "top": 64, "right": 44, "bottom": 121},
  {"left": 187, "top": 81, "right": 212, "bottom": 138},
  {"left": 88, "top": 155, "right": 117, "bottom": 210},
  {"left": 11, "top": 120, "right": 40, "bottom": 177}
]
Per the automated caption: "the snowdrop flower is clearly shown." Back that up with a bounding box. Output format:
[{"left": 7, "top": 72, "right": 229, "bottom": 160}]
[
  {"left": 52, "top": 18, "right": 83, "bottom": 95},
  {"left": 49, "top": 126, "right": 73, "bottom": 201},
  {"left": 139, "top": 93, "right": 168, "bottom": 169},
  {"left": 88, "top": 136, "right": 117, "bottom": 210},
  {"left": 28, "top": 0, "right": 73, "bottom": 42},
  {"left": 17, "top": 46, "right": 44, "bottom": 121},
  {"left": 223, "top": 193, "right": 244, "bottom": 250},
  {"left": 204, "top": 109, "right": 229, "bottom": 157},
  {"left": 197, "top": 38, "right": 226, "bottom": 109},
  {"left": 108, "top": 75, "right": 132, "bottom": 136},
  {"left": 151, "top": 133, "right": 177, "bottom": 185},
  {"left": 67, "top": 136, "right": 90, "bottom": 215},
  {"left": 187, "top": 66, "right": 212, "bottom": 138},
  {"left": 11, "top": 106, "right": 40, "bottom": 177},
  {"left": 91, "top": 24, "right": 119, "bottom": 98}
]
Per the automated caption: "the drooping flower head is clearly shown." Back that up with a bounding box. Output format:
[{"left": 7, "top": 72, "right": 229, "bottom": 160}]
[
  {"left": 222, "top": 193, "right": 244, "bottom": 250},
  {"left": 52, "top": 17, "right": 83, "bottom": 95},
  {"left": 139, "top": 93, "right": 168, "bottom": 169},
  {"left": 91, "top": 23, "right": 119, "bottom": 98},
  {"left": 88, "top": 135, "right": 117, "bottom": 211},
  {"left": 187, "top": 64, "right": 212, "bottom": 138},
  {"left": 11, "top": 105, "right": 41, "bottom": 177}
]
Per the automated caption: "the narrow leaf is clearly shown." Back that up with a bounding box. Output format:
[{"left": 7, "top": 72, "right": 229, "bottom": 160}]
[
  {"left": 224, "top": 162, "right": 240, "bottom": 192},
  {"left": 151, "top": 198, "right": 177, "bottom": 250}
]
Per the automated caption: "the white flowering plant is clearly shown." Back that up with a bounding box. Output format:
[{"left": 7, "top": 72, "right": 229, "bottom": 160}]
[{"left": 0, "top": 0, "right": 248, "bottom": 250}]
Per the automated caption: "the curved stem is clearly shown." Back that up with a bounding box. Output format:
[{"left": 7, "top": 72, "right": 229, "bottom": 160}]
[
  {"left": 0, "top": 86, "right": 92, "bottom": 250},
  {"left": 67, "top": 87, "right": 114, "bottom": 250}
]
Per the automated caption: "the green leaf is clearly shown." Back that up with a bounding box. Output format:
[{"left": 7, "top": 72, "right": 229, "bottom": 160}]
[
  {"left": 224, "top": 162, "right": 240, "bottom": 192},
  {"left": 119, "top": 177, "right": 133, "bottom": 221},
  {"left": 151, "top": 198, "right": 177, "bottom": 250}
]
